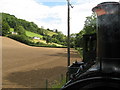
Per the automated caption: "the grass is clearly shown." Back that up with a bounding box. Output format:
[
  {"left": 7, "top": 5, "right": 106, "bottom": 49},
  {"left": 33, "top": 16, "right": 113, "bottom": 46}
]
[
  {"left": 44, "top": 29, "right": 58, "bottom": 36},
  {"left": 52, "top": 78, "right": 66, "bottom": 89},
  {"left": 25, "top": 30, "right": 43, "bottom": 38},
  {"left": 52, "top": 43, "right": 63, "bottom": 47},
  {"left": 10, "top": 28, "right": 14, "bottom": 32},
  {"left": 33, "top": 39, "right": 46, "bottom": 44},
  {"left": 32, "top": 39, "right": 65, "bottom": 47},
  {"left": 46, "top": 30, "right": 57, "bottom": 36}
]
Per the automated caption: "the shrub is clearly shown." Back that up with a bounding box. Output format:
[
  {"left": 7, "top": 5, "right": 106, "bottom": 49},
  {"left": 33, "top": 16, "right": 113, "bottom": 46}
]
[{"left": 8, "top": 34, "right": 32, "bottom": 45}]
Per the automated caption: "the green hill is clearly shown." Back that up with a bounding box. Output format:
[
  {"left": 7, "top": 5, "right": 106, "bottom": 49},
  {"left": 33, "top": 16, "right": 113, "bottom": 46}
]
[
  {"left": 2, "top": 13, "right": 67, "bottom": 47},
  {"left": 9, "top": 28, "right": 65, "bottom": 47}
]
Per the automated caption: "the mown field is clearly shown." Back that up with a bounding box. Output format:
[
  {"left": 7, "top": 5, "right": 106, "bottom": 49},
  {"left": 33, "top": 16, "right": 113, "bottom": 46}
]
[
  {"left": 25, "top": 30, "right": 43, "bottom": 38},
  {"left": 2, "top": 37, "right": 81, "bottom": 88}
]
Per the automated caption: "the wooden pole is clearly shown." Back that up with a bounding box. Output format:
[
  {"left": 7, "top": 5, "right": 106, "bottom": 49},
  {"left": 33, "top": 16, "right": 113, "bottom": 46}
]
[{"left": 67, "top": 0, "right": 70, "bottom": 67}]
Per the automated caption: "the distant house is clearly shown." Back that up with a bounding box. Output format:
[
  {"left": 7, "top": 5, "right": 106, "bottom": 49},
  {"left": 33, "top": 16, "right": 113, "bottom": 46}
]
[
  {"left": 11, "top": 32, "right": 18, "bottom": 35},
  {"left": 33, "top": 37, "right": 40, "bottom": 40}
]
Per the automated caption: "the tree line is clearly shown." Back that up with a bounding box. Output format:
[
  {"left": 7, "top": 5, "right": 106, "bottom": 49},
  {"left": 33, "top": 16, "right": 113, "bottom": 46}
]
[{"left": 70, "top": 13, "right": 97, "bottom": 48}]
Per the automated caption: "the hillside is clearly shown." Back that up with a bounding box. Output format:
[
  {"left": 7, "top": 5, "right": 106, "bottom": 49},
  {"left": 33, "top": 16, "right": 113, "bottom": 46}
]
[
  {"left": 9, "top": 28, "right": 65, "bottom": 47},
  {"left": 2, "top": 13, "right": 67, "bottom": 47}
]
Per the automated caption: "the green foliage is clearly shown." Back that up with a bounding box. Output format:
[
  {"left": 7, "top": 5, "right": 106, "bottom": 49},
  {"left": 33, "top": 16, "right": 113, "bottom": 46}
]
[
  {"left": 46, "top": 35, "right": 52, "bottom": 44},
  {"left": 2, "top": 13, "right": 18, "bottom": 28},
  {"left": 8, "top": 34, "right": 33, "bottom": 45},
  {"left": 2, "top": 13, "right": 43, "bottom": 36},
  {"left": 51, "top": 38, "right": 59, "bottom": 44},
  {"left": 1, "top": 12, "right": 66, "bottom": 47},
  {"left": 75, "top": 30, "right": 85, "bottom": 47},
  {"left": 52, "top": 32, "right": 66, "bottom": 45},
  {"left": 75, "top": 47, "right": 83, "bottom": 59},
  {"left": 14, "top": 25, "right": 26, "bottom": 35},
  {"left": 74, "top": 13, "right": 97, "bottom": 48},
  {"left": 37, "top": 28, "right": 44, "bottom": 35},
  {"left": 83, "top": 13, "right": 97, "bottom": 34},
  {"left": 2, "top": 21, "right": 10, "bottom": 36},
  {"left": 70, "top": 34, "right": 76, "bottom": 48},
  {"left": 51, "top": 78, "right": 66, "bottom": 89},
  {"left": 46, "top": 30, "right": 57, "bottom": 36}
]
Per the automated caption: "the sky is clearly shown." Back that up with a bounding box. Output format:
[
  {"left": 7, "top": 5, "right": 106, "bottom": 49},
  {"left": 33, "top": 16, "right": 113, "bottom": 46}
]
[{"left": 0, "top": 0, "right": 119, "bottom": 35}]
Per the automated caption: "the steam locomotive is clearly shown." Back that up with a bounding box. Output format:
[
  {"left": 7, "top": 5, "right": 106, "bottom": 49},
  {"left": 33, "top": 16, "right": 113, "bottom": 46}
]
[{"left": 61, "top": 2, "right": 120, "bottom": 89}]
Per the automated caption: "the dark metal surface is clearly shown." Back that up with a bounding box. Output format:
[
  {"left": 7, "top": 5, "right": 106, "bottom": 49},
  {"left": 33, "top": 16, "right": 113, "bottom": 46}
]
[
  {"left": 93, "top": 2, "right": 120, "bottom": 74},
  {"left": 93, "top": 2, "right": 120, "bottom": 59},
  {"left": 83, "top": 33, "right": 96, "bottom": 63},
  {"left": 62, "top": 76, "right": 120, "bottom": 89}
]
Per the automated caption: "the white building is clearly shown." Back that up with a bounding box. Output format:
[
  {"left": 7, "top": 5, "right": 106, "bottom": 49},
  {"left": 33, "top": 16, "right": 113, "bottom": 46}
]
[
  {"left": 33, "top": 37, "right": 40, "bottom": 40},
  {"left": 11, "top": 32, "right": 18, "bottom": 35}
]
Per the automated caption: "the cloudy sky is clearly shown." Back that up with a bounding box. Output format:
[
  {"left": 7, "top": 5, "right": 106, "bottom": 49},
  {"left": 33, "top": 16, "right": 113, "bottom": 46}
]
[{"left": 0, "top": 0, "right": 119, "bottom": 35}]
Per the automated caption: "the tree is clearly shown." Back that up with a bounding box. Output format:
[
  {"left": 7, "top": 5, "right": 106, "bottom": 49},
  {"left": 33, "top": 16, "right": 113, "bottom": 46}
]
[
  {"left": 74, "top": 13, "right": 97, "bottom": 48},
  {"left": 57, "top": 32, "right": 65, "bottom": 42},
  {"left": 75, "top": 30, "right": 85, "bottom": 47},
  {"left": 70, "top": 34, "right": 76, "bottom": 48},
  {"left": 37, "top": 28, "right": 44, "bottom": 35},
  {"left": 14, "top": 25, "right": 26, "bottom": 35},
  {"left": 46, "top": 36, "right": 52, "bottom": 44},
  {"left": 83, "top": 13, "right": 97, "bottom": 34},
  {"left": 2, "top": 21, "right": 10, "bottom": 36},
  {"left": 55, "top": 29, "right": 58, "bottom": 33},
  {"left": 51, "top": 38, "right": 59, "bottom": 43}
]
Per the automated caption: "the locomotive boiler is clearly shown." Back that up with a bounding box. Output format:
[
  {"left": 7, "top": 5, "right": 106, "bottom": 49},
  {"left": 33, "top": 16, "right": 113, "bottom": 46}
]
[{"left": 61, "top": 2, "right": 120, "bottom": 89}]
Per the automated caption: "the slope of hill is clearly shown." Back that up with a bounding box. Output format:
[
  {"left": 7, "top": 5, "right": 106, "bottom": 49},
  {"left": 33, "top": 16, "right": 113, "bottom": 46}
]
[
  {"left": 2, "top": 13, "right": 67, "bottom": 47},
  {"left": 9, "top": 28, "right": 65, "bottom": 47}
]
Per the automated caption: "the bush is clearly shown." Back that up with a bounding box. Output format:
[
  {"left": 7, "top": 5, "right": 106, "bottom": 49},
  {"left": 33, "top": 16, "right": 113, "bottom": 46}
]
[{"left": 8, "top": 34, "right": 32, "bottom": 45}]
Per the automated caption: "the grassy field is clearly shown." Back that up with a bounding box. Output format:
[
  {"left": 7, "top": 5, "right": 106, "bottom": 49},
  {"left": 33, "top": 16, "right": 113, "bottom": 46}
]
[
  {"left": 25, "top": 30, "right": 43, "bottom": 38},
  {"left": 10, "top": 28, "right": 14, "bottom": 32},
  {"left": 45, "top": 30, "right": 58, "bottom": 36},
  {"left": 33, "top": 39, "right": 64, "bottom": 47}
]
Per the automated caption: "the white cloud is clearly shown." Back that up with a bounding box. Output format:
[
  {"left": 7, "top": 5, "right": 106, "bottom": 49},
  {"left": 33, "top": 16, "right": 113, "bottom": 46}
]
[{"left": 0, "top": 0, "right": 119, "bottom": 35}]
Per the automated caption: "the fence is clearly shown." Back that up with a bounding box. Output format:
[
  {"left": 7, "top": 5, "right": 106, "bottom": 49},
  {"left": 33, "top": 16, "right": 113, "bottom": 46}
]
[
  {"left": 45, "top": 74, "right": 66, "bottom": 89},
  {"left": 2, "top": 74, "right": 66, "bottom": 89}
]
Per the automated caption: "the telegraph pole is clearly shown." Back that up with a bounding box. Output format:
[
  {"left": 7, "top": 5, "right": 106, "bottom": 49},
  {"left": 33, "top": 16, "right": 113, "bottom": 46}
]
[
  {"left": 67, "top": 0, "right": 70, "bottom": 67},
  {"left": 67, "top": 0, "right": 73, "bottom": 66}
]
